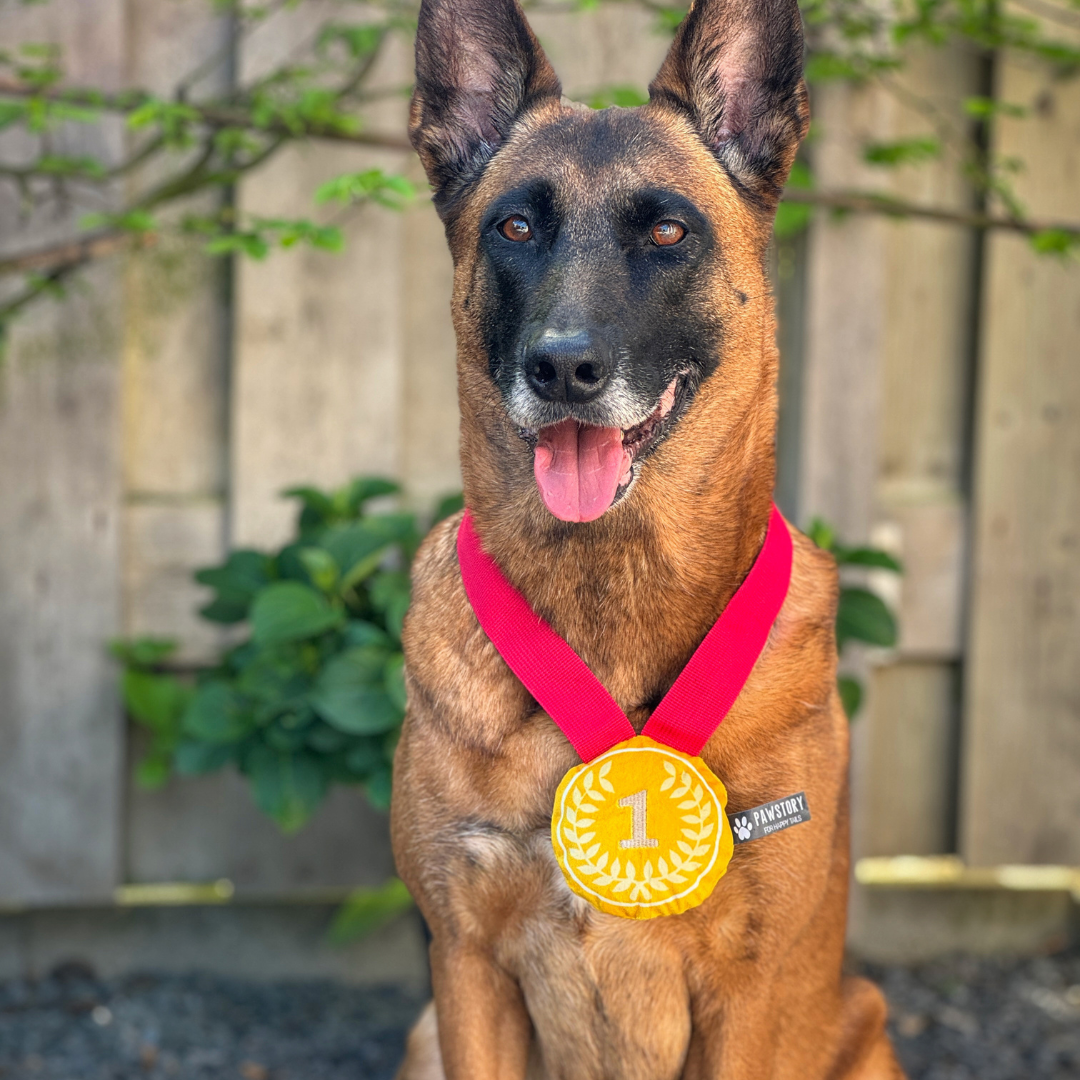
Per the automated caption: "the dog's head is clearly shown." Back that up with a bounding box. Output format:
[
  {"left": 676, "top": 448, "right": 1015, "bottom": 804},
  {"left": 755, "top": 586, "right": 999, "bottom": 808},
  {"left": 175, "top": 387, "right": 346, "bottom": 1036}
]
[{"left": 411, "top": 0, "right": 808, "bottom": 525}]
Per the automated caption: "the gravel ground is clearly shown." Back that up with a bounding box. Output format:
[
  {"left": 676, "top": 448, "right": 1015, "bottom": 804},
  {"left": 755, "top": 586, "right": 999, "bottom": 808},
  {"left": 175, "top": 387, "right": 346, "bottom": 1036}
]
[{"left": 0, "top": 951, "right": 1076, "bottom": 1078}]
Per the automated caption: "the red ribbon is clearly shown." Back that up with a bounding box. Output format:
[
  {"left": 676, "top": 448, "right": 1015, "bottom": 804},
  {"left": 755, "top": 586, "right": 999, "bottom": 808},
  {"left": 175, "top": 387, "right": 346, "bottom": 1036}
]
[{"left": 457, "top": 504, "right": 793, "bottom": 762}]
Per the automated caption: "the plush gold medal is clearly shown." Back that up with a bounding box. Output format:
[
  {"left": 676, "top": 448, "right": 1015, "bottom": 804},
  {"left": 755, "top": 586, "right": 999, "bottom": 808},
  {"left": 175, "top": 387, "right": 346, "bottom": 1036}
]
[
  {"left": 552, "top": 736, "right": 733, "bottom": 919},
  {"left": 458, "top": 505, "right": 792, "bottom": 922}
]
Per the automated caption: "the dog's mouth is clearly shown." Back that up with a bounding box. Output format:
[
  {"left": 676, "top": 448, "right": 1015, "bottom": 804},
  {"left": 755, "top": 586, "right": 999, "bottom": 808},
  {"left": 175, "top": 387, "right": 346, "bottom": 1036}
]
[{"left": 524, "top": 374, "right": 689, "bottom": 522}]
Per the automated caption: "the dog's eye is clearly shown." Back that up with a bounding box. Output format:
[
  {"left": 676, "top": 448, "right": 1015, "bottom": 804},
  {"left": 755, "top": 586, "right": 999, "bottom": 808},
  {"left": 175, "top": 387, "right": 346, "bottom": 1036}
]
[
  {"left": 651, "top": 221, "right": 686, "bottom": 246},
  {"left": 499, "top": 216, "right": 533, "bottom": 242}
]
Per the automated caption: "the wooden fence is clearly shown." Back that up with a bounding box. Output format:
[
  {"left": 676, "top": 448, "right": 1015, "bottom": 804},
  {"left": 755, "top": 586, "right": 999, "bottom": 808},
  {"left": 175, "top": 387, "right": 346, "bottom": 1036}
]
[{"left": 1, "top": 0, "right": 1077, "bottom": 939}]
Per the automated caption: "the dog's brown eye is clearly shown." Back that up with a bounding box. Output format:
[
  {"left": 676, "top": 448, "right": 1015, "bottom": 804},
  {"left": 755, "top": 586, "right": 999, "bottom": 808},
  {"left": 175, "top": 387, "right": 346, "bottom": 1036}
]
[
  {"left": 651, "top": 221, "right": 686, "bottom": 246},
  {"left": 499, "top": 216, "right": 533, "bottom": 242}
]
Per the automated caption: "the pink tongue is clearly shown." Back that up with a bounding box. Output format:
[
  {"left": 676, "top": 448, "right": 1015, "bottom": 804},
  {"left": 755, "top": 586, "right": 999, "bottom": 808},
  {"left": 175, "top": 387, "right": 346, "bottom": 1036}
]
[{"left": 533, "top": 420, "right": 631, "bottom": 522}]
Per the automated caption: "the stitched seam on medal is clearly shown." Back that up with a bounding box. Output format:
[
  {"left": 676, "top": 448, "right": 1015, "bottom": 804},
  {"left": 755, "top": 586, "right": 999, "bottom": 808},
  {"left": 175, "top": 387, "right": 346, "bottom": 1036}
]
[{"left": 557, "top": 748, "right": 723, "bottom": 908}]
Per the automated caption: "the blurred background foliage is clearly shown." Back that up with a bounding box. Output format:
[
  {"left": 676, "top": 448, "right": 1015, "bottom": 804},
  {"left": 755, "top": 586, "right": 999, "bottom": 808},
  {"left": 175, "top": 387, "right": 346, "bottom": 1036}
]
[{"left": 1, "top": 0, "right": 1079, "bottom": 334}]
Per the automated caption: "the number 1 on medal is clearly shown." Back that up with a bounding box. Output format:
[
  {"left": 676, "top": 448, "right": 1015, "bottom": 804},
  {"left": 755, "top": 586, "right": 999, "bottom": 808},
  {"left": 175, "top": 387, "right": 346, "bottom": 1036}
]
[{"left": 618, "top": 789, "right": 659, "bottom": 849}]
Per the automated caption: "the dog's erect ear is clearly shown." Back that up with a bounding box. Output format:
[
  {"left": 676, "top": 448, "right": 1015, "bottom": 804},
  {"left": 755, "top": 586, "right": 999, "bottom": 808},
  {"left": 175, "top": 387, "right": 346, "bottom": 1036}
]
[
  {"left": 410, "top": 0, "right": 562, "bottom": 213},
  {"left": 648, "top": 0, "right": 809, "bottom": 208}
]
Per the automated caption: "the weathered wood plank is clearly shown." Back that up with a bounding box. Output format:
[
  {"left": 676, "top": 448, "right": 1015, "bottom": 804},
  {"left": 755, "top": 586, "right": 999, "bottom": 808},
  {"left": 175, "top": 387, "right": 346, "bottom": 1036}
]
[
  {"left": 121, "top": 0, "right": 232, "bottom": 663},
  {"left": 861, "top": 662, "right": 959, "bottom": 856},
  {"left": 798, "top": 49, "right": 979, "bottom": 862},
  {"left": 0, "top": 0, "right": 127, "bottom": 904},
  {"left": 961, "top": 57, "right": 1080, "bottom": 866},
  {"left": 230, "top": 6, "right": 410, "bottom": 547},
  {"left": 125, "top": 766, "right": 397, "bottom": 892}
]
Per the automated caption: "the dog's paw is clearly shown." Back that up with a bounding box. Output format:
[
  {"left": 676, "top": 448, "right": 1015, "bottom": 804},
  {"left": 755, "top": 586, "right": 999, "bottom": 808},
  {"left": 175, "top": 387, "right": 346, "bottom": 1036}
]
[{"left": 733, "top": 815, "right": 753, "bottom": 842}]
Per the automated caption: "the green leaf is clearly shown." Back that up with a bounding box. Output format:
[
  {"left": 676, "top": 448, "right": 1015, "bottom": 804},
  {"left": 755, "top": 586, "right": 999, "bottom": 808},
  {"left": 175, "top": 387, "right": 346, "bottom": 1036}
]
[
  {"left": 316, "top": 23, "right": 387, "bottom": 60},
  {"left": 774, "top": 200, "right": 811, "bottom": 239},
  {"left": 838, "top": 676, "right": 863, "bottom": 720},
  {"left": 310, "top": 647, "right": 402, "bottom": 735},
  {"left": 324, "top": 515, "right": 417, "bottom": 590},
  {"left": 181, "top": 681, "right": 252, "bottom": 744},
  {"left": 0, "top": 101, "right": 28, "bottom": 131},
  {"left": 305, "top": 721, "right": 350, "bottom": 754},
  {"left": 833, "top": 546, "right": 903, "bottom": 572},
  {"left": 653, "top": 5, "right": 688, "bottom": 33},
  {"left": 384, "top": 653, "right": 406, "bottom": 712},
  {"left": 265, "top": 717, "right": 312, "bottom": 753},
  {"left": 365, "top": 764, "right": 393, "bottom": 810},
  {"left": 806, "top": 516, "right": 835, "bottom": 552},
  {"left": 433, "top": 491, "right": 465, "bottom": 524},
  {"left": 836, "top": 587, "right": 897, "bottom": 650},
  {"left": 205, "top": 231, "right": 270, "bottom": 259},
  {"left": 122, "top": 670, "right": 192, "bottom": 733},
  {"left": 299, "top": 546, "right": 340, "bottom": 594},
  {"left": 136, "top": 749, "right": 173, "bottom": 790},
  {"left": 283, "top": 485, "right": 336, "bottom": 521},
  {"left": 962, "top": 96, "right": 1027, "bottom": 120},
  {"left": 344, "top": 476, "right": 400, "bottom": 512},
  {"left": 1030, "top": 228, "right": 1080, "bottom": 256},
  {"left": 344, "top": 737, "right": 385, "bottom": 777},
  {"left": 174, "top": 739, "right": 234, "bottom": 775},
  {"left": 863, "top": 136, "right": 941, "bottom": 167},
  {"left": 127, "top": 98, "right": 201, "bottom": 146},
  {"left": 326, "top": 878, "right": 413, "bottom": 945},
  {"left": 344, "top": 620, "right": 393, "bottom": 649},
  {"left": 321, "top": 522, "right": 394, "bottom": 587},
  {"left": 370, "top": 571, "right": 411, "bottom": 640},
  {"left": 195, "top": 550, "right": 272, "bottom": 623},
  {"left": 35, "top": 154, "right": 107, "bottom": 179},
  {"left": 587, "top": 85, "right": 649, "bottom": 109},
  {"left": 80, "top": 209, "right": 157, "bottom": 234},
  {"left": 109, "top": 636, "right": 177, "bottom": 668},
  {"left": 787, "top": 160, "right": 813, "bottom": 190},
  {"left": 251, "top": 581, "right": 344, "bottom": 645},
  {"left": 314, "top": 168, "right": 414, "bottom": 210},
  {"left": 246, "top": 746, "right": 328, "bottom": 833}
]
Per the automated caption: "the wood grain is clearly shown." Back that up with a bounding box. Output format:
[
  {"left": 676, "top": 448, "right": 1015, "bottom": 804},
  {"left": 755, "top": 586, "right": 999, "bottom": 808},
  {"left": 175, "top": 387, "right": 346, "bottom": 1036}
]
[{"left": 961, "top": 56, "right": 1080, "bottom": 865}]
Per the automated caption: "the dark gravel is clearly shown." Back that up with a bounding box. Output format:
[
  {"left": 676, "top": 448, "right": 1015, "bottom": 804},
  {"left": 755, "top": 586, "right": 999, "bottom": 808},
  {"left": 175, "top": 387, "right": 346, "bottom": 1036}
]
[
  {"left": 861, "top": 949, "right": 1080, "bottom": 1079},
  {"left": 0, "top": 966, "right": 424, "bottom": 1080},
  {"left": 0, "top": 951, "right": 1077, "bottom": 1078}
]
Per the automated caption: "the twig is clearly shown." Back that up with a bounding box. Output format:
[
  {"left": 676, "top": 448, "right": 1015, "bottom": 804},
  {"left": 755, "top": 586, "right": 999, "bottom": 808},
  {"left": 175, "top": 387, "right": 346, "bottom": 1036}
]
[
  {"left": 781, "top": 187, "right": 1080, "bottom": 237},
  {"left": 0, "top": 76, "right": 412, "bottom": 152},
  {"left": 0, "top": 230, "right": 133, "bottom": 276}
]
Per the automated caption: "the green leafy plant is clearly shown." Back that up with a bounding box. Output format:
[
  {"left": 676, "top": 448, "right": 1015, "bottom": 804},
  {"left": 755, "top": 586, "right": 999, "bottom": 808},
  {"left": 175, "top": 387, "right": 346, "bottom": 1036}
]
[
  {"left": 113, "top": 477, "right": 463, "bottom": 834},
  {"left": 806, "top": 518, "right": 903, "bottom": 718},
  {"left": 326, "top": 877, "right": 415, "bottom": 945}
]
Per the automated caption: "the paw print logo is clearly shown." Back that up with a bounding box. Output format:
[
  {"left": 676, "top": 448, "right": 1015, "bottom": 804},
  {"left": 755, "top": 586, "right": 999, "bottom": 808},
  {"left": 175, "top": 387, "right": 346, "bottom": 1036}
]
[{"left": 733, "top": 816, "right": 753, "bottom": 842}]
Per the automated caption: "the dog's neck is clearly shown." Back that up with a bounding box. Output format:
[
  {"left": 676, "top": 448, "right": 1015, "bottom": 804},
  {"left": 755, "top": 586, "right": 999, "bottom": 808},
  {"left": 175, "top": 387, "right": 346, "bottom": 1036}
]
[{"left": 462, "top": 359, "right": 778, "bottom": 725}]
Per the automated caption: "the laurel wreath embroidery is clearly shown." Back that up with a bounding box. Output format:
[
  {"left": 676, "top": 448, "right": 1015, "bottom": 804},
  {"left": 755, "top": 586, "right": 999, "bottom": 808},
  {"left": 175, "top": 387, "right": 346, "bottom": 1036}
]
[{"left": 561, "top": 759, "right": 716, "bottom": 903}]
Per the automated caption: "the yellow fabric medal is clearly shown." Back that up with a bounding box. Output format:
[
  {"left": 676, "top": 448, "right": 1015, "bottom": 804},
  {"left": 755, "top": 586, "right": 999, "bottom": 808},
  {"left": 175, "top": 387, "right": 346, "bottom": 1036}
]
[
  {"left": 552, "top": 736, "right": 732, "bottom": 919},
  {"left": 458, "top": 506, "right": 792, "bottom": 921}
]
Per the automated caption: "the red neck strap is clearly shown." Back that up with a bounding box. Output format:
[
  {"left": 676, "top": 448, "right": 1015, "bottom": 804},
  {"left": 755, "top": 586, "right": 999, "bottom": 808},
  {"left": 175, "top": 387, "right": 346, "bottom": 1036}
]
[{"left": 456, "top": 504, "right": 793, "bottom": 762}]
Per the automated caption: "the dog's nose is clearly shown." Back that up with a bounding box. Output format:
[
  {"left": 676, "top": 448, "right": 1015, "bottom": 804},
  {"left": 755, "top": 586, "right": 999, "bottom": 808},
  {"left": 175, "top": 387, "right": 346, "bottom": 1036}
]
[{"left": 523, "top": 330, "right": 611, "bottom": 404}]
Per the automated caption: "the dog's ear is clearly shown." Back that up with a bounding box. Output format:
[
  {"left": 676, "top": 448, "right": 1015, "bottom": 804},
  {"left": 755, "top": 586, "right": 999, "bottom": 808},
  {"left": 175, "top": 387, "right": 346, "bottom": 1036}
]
[
  {"left": 410, "top": 0, "right": 562, "bottom": 213},
  {"left": 648, "top": 0, "right": 809, "bottom": 208}
]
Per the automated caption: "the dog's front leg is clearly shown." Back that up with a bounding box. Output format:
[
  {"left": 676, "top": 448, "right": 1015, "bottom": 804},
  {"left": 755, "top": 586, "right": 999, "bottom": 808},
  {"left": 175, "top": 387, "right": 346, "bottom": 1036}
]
[{"left": 428, "top": 939, "right": 533, "bottom": 1080}]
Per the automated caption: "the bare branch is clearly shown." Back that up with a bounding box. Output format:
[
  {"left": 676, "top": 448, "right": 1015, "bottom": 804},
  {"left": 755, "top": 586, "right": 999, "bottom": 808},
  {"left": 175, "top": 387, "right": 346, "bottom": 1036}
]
[
  {"left": 0, "top": 230, "right": 136, "bottom": 277},
  {"left": 780, "top": 187, "right": 1080, "bottom": 238}
]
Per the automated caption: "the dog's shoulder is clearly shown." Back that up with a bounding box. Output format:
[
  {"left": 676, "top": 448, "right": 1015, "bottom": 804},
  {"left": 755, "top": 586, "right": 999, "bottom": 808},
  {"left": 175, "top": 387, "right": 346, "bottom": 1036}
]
[
  {"left": 403, "top": 510, "right": 474, "bottom": 667},
  {"left": 403, "top": 511, "right": 535, "bottom": 729},
  {"left": 786, "top": 524, "right": 840, "bottom": 617}
]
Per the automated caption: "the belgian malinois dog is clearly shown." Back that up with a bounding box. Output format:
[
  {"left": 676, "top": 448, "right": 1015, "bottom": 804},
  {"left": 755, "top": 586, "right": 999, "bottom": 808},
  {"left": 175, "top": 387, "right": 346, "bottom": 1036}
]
[{"left": 391, "top": 0, "right": 904, "bottom": 1075}]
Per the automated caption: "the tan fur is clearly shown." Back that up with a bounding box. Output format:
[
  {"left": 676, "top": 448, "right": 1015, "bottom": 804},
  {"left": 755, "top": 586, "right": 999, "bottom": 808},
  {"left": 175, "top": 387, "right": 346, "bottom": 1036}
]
[{"left": 391, "top": 96, "right": 904, "bottom": 1080}]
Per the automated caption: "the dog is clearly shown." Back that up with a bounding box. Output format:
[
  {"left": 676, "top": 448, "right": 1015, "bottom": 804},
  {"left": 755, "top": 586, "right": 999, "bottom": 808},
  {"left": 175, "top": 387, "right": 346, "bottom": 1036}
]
[{"left": 390, "top": 0, "right": 905, "bottom": 1076}]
